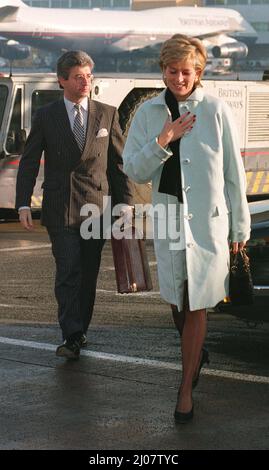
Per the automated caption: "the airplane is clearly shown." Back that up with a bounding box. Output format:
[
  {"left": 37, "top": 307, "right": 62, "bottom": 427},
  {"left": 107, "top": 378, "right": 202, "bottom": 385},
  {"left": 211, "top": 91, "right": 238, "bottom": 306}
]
[{"left": 0, "top": 0, "right": 258, "bottom": 63}]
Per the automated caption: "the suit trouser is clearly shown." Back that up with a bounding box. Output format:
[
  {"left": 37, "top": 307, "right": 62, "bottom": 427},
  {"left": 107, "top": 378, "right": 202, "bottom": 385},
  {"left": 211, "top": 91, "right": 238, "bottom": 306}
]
[{"left": 47, "top": 226, "right": 106, "bottom": 340}]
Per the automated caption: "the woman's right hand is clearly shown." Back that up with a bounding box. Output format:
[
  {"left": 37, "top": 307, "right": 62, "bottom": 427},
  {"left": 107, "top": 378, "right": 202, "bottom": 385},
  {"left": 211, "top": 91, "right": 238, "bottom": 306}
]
[{"left": 157, "top": 112, "right": 196, "bottom": 148}]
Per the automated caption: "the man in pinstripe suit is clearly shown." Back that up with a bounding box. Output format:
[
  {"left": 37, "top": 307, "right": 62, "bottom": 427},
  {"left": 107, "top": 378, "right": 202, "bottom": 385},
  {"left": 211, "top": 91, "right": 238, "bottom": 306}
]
[{"left": 16, "top": 51, "right": 134, "bottom": 359}]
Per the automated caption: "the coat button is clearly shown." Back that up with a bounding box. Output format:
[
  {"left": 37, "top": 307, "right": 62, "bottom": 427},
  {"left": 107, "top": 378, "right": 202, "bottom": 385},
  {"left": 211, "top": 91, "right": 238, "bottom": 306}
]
[
  {"left": 183, "top": 158, "right": 191, "bottom": 164},
  {"left": 179, "top": 104, "right": 189, "bottom": 112},
  {"left": 187, "top": 243, "right": 194, "bottom": 248},
  {"left": 185, "top": 214, "right": 193, "bottom": 220},
  {"left": 184, "top": 185, "right": 191, "bottom": 192}
]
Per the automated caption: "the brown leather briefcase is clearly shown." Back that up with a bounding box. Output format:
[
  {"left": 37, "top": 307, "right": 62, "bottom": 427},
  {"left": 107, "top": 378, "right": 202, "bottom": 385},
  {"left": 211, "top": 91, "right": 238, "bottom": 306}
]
[{"left": 111, "top": 226, "right": 153, "bottom": 294}]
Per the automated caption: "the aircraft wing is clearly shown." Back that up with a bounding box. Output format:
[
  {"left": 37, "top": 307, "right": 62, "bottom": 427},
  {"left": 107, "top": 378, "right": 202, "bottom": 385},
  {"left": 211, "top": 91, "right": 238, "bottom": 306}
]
[{"left": 197, "top": 29, "right": 242, "bottom": 40}]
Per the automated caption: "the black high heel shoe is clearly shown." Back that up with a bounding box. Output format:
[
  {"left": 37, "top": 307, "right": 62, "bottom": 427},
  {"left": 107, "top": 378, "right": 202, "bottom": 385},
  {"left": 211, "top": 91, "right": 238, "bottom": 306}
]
[
  {"left": 192, "top": 347, "right": 210, "bottom": 389},
  {"left": 174, "top": 405, "right": 194, "bottom": 424}
]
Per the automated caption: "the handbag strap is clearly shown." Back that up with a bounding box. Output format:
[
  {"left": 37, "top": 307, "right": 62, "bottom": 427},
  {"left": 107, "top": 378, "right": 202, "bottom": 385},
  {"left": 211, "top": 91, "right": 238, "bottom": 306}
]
[{"left": 231, "top": 248, "right": 250, "bottom": 273}]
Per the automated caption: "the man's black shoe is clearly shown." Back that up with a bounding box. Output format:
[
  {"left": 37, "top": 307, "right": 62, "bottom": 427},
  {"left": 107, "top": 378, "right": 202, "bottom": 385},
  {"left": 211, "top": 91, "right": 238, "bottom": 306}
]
[
  {"left": 78, "top": 333, "right": 88, "bottom": 348},
  {"left": 56, "top": 338, "right": 80, "bottom": 359}
]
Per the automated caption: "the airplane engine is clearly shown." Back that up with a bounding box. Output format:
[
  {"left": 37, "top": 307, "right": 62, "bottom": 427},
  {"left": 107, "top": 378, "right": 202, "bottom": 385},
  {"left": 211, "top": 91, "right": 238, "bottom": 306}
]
[
  {"left": 211, "top": 41, "right": 248, "bottom": 59},
  {"left": 0, "top": 39, "right": 30, "bottom": 60}
]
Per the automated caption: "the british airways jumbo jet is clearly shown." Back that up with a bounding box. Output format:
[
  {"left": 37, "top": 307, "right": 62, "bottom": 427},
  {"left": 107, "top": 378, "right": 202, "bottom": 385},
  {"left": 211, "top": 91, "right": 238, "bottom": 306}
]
[{"left": 0, "top": 0, "right": 257, "bottom": 60}]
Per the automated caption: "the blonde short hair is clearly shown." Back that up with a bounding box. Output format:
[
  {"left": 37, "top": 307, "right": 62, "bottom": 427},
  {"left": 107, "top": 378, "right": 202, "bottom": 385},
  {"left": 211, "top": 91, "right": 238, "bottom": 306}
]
[{"left": 159, "top": 34, "right": 207, "bottom": 86}]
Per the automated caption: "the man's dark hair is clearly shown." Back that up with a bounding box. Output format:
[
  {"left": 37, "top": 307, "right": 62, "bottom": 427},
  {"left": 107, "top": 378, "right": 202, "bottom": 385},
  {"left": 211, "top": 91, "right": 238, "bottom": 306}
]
[{"left": 57, "top": 50, "right": 94, "bottom": 81}]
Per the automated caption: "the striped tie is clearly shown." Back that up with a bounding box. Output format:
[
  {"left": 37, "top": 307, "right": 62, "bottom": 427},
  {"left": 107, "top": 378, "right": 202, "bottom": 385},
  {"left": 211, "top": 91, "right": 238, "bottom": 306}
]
[{"left": 73, "top": 104, "right": 85, "bottom": 152}]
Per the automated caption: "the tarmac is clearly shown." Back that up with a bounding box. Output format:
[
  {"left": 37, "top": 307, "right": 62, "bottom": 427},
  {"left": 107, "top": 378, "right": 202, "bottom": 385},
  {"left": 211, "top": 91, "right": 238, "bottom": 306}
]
[{"left": 0, "top": 221, "right": 269, "bottom": 451}]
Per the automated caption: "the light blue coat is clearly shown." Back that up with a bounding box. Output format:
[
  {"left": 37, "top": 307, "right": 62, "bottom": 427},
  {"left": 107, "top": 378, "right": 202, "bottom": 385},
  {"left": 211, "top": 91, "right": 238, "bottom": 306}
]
[{"left": 123, "top": 88, "right": 251, "bottom": 310}]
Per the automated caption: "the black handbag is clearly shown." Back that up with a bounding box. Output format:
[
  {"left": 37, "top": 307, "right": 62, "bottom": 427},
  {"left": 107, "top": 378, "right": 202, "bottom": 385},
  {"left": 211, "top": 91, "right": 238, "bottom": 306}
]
[{"left": 229, "top": 248, "right": 254, "bottom": 306}]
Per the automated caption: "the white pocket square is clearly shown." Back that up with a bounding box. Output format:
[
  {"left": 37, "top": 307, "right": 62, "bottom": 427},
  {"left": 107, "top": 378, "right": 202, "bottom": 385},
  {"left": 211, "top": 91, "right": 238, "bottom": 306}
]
[{"left": 96, "top": 128, "right": 108, "bottom": 138}]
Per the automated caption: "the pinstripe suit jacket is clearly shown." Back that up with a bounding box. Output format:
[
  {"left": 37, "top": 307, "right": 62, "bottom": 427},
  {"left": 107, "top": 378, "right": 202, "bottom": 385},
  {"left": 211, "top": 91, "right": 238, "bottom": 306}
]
[{"left": 16, "top": 98, "right": 134, "bottom": 229}]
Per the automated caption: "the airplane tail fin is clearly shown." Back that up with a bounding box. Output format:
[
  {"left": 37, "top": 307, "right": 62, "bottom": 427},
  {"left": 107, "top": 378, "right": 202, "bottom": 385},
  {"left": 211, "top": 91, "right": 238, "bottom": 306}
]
[
  {"left": 0, "top": 0, "right": 26, "bottom": 6},
  {"left": 0, "top": 0, "right": 26, "bottom": 22}
]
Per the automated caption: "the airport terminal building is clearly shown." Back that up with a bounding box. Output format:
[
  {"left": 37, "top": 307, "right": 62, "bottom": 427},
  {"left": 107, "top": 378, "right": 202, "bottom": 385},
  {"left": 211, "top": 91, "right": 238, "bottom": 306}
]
[{"left": 23, "top": 1, "right": 131, "bottom": 8}]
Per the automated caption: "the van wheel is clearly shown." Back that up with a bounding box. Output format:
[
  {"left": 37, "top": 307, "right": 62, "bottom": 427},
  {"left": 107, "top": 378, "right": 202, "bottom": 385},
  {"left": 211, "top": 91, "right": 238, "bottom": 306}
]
[{"left": 119, "top": 88, "right": 162, "bottom": 205}]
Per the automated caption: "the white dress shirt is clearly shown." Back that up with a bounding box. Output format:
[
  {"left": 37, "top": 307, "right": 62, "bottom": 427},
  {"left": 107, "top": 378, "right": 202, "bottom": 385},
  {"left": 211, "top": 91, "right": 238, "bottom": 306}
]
[{"left": 64, "top": 96, "right": 88, "bottom": 133}]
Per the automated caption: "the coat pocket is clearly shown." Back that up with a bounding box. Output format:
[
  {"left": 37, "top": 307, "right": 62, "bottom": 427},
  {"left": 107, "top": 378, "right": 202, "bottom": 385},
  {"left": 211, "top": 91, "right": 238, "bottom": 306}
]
[
  {"left": 211, "top": 206, "right": 221, "bottom": 218},
  {"left": 210, "top": 205, "right": 230, "bottom": 240},
  {"left": 211, "top": 204, "right": 230, "bottom": 218}
]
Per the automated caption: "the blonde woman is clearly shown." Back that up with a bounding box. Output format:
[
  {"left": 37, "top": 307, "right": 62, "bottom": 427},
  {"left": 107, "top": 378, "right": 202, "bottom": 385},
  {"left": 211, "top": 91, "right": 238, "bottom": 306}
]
[{"left": 123, "top": 35, "right": 250, "bottom": 423}]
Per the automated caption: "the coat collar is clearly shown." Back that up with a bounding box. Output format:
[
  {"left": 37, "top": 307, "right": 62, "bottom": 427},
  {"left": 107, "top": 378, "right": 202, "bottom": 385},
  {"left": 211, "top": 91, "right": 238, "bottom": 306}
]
[
  {"left": 63, "top": 95, "right": 89, "bottom": 114},
  {"left": 151, "top": 87, "right": 204, "bottom": 106}
]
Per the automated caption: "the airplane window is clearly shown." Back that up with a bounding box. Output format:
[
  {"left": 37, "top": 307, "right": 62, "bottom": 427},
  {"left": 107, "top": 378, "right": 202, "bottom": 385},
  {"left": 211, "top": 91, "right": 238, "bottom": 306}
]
[
  {"left": 0, "top": 85, "right": 8, "bottom": 130},
  {"left": 31, "top": 89, "right": 63, "bottom": 123}
]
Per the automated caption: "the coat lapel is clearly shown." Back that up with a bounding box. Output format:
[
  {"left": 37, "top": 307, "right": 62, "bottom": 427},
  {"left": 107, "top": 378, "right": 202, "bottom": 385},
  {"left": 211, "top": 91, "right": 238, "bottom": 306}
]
[
  {"left": 80, "top": 98, "right": 102, "bottom": 162},
  {"left": 53, "top": 99, "right": 80, "bottom": 155},
  {"left": 52, "top": 99, "right": 104, "bottom": 167}
]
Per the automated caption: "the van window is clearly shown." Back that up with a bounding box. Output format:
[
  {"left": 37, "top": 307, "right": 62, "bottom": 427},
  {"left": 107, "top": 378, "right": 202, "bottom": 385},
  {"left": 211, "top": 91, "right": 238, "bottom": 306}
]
[
  {"left": 0, "top": 85, "right": 8, "bottom": 129},
  {"left": 31, "top": 89, "right": 63, "bottom": 122},
  {"left": 6, "top": 88, "right": 22, "bottom": 154}
]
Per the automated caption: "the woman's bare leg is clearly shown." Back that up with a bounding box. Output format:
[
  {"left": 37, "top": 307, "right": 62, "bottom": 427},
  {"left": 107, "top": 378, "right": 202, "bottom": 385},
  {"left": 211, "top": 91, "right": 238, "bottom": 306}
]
[
  {"left": 171, "top": 304, "right": 185, "bottom": 337},
  {"left": 170, "top": 281, "right": 189, "bottom": 336},
  {"left": 175, "top": 284, "right": 207, "bottom": 413}
]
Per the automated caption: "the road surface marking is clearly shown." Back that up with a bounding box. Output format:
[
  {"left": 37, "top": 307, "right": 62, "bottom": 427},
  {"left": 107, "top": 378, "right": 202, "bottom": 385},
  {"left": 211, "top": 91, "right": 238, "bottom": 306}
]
[
  {"left": 96, "top": 289, "right": 160, "bottom": 297},
  {"left": 0, "top": 244, "right": 51, "bottom": 252},
  {"left": 0, "top": 336, "right": 268, "bottom": 385},
  {"left": 0, "top": 304, "right": 36, "bottom": 309}
]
